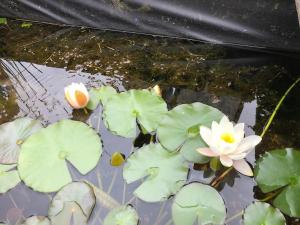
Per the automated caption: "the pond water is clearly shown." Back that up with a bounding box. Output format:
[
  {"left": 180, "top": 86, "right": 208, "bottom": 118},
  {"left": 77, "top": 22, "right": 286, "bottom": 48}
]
[{"left": 0, "top": 20, "right": 299, "bottom": 225}]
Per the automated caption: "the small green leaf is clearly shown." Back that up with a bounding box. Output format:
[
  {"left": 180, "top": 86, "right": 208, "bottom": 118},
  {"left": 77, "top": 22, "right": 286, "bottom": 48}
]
[
  {"left": 21, "top": 216, "right": 50, "bottom": 225},
  {"left": 243, "top": 202, "right": 286, "bottom": 225},
  {"left": 157, "top": 103, "right": 224, "bottom": 163},
  {"left": 209, "top": 157, "right": 222, "bottom": 171},
  {"left": 18, "top": 120, "right": 102, "bottom": 192},
  {"left": 87, "top": 86, "right": 117, "bottom": 110},
  {"left": 0, "top": 164, "right": 21, "bottom": 193},
  {"left": 172, "top": 183, "right": 226, "bottom": 225},
  {"left": 0, "top": 18, "right": 7, "bottom": 25},
  {"left": 254, "top": 148, "right": 300, "bottom": 217},
  {"left": 0, "top": 117, "right": 43, "bottom": 164},
  {"left": 49, "top": 182, "right": 96, "bottom": 218},
  {"left": 123, "top": 143, "right": 189, "bottom": 202},
  {"left": 103, "top": 89, "right": 167, "bottom": 138},
  {"left": 21, "top": 22, "right": 32, "bottom": 28},
  {"left": 104, "top": 205, "right": 139, "bottom": 225}
]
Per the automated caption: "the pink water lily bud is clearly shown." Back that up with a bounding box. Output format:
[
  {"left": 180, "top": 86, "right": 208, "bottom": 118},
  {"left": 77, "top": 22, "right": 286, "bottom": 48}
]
[
  {"left": 197, "top": 116, "right": 262, "bottom": 176},
  {"left": 64, "top": 83, "right": 89, "bottom": 109}
]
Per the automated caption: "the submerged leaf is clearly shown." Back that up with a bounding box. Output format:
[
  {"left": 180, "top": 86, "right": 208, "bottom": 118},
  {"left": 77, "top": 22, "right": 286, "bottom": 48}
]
[
  {"left": 103, "top": 89, "right": 167, "bottom": 138},
  {"left": 50, "top": 202, "right": 87, "bottom": 225},
  {"left": 21, "top": 216, "right": 50, "bottom": 225},
  {"left": 104, "top": 205, "right": 139, "bottom": 225},
  {"left": 123, "top": 143, "right": 189, "bottom": 202},
  {"left": 254, "top": 148, "right": 300, "bottom": 217},
  {"left": 49, "top": 182, "right": 96, "bottom": 218},
  {"left": 87, "top": 86, "right": 117, "bottom": 110},
  {"left": 172, "top": 183, "right": 226, "bottom": 225},
  {"left": 0, "top": 117, "right": 43, "bottom": 164},
  {"left": 0, "top": 164, "right": 21, "bottom": 193},
  {"left": 157, "top": 103, "right": 224, "bottom": 163},
  {"left": 0, "top": 18, "right": 7, "bottom": 25},
  {"left": 243, "top": 202, "right": 286, "bottom": 225},
  {"left": 18, "top": 120, "right": 102, "bottom": 192}
]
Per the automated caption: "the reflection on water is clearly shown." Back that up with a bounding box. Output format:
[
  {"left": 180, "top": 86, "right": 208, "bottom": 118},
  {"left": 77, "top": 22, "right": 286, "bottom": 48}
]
[{"left": 0, "top": 21, "right": 299, "bottom": 225}]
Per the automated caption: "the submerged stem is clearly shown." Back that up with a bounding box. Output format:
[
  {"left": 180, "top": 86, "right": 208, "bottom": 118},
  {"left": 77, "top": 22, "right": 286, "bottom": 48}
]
[{"left": 211, "top": 167, "right": 234, "bottom": 188}]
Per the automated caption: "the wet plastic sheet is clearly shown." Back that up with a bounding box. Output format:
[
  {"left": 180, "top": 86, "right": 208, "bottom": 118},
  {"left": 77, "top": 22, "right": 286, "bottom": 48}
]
[{"left": 0, "top": 0, "right": 300, "bottom": 52}]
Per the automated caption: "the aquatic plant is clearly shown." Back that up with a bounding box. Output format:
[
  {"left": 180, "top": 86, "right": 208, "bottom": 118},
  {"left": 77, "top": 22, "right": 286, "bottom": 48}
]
[
  {"left": 64, "top": 83, "right": 90, "bottom": 109},
  {"left": 197, "top": 116, "right": 262, "bottom": 176},
  {"left": 104, "top": 205, "right": 139, "bottom": 225},
  {"left": 0, "top": 164, "right": 20, "bottom": 193}
]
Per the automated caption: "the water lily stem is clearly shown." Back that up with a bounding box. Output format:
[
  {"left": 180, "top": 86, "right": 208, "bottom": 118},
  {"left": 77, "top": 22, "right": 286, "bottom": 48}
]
[
  {"left": 83, "top": 107, "right": 88, "bottom": 114},
  {"left": 259, "top": 188, "right": 282, "bottom": 202},
  {"left": 211, "top": 167, "right": 234, "bottom": 188},
  {"left": 260, "top": 77, "right": 300, "bottom": 138}
]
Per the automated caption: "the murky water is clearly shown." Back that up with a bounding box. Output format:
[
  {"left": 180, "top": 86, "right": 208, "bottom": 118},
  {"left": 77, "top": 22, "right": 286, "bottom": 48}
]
[{"left": 0, "top": 20, "right": 299, "bottom": 224}]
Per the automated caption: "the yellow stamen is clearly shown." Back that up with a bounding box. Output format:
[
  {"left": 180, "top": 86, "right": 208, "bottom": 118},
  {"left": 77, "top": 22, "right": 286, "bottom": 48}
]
[{"left": 221, "top": 133, "right": 235, "bottom": 143}]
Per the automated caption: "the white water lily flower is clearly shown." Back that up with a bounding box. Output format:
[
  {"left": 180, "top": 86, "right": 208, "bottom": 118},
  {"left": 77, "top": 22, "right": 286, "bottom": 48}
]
[
  {"left": 197, "top": 116, "right": 262, "bottom": 176},
  {"left": 64, "top": 83, "right": 89, "bottom": 109}
]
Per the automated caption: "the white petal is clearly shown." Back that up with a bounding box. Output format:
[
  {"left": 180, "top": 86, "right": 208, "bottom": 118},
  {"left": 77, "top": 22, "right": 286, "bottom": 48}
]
[
  {"left": 211, "top": 121, "right": 220, "bottom": 135},
  {"left": 220, "top": 155, "right": 233, "bottom": 167},
  {"left": 233, "top": 159, "right": 253, "bottom": 176},
  {"left": 236, "top": 135, "right": 262, "bottom": 153},
  {"left": 196, "top": 148, "right": 218, "bottom": 157},
  {"left": 199, "top": 126, "right": 213, "bottom": 146},
  {"left": 228, "top": 153, "right": 247, "bottom": 160},
  {"left": 220, "top": 116, "right": 230, "bottom": 126},
  {"left": 234, "top": 123, "right": 245, "bottom": 142}
]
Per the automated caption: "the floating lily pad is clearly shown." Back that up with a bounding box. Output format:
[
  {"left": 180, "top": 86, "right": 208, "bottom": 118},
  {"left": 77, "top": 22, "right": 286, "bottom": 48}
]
[
  {"left": 0, "top": 164, "right": 21, "bottom": 193},
  {"left": 50, "top": 202, "right": 87, "bottom": 225},
  {"left": 21, "top": 216, "right": 50, "bottom": 225},
  {"left": 103, "top": 89, "right": 167, "bottom": 138},
  {"left": 243, "top": 202, "right": 286, "bottom": 225},
  {"left": 123, "top": 143, "right": 189, "bottom": 202},
  {"left": 18, "top": 120, "right": 102, "bottom": 192},
  {"left": 0, "top": 118, "right": 43, "bottom": 164},
  {"left": 87, "top": 86, "right": 117, "bottom": 110},
  {"left": 172, "top": 183, "right": 226, "bottom": 225},
  {"left": 49, "top": 181, "right": 96, "bottom": 218},
  {"left": 157, "top": 103, "right": 224, "bottom": 163},
  {"left": 104, "top": 205, "right": 139, "bottom": 225},
  {"left": 254, "top": 148, "right": 300, "bottom": 217}
]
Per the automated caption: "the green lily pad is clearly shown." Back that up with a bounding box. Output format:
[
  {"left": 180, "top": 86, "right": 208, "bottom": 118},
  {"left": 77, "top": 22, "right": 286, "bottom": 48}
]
[
  {"left": 104, "top": 205, "right": 139, "bottom": 225},
  {"left": 87, "top": 86, "right": 117, "bottom": 110},
  {"left": 123, "top": 143, "right": 189, "bottom": 202},
  {"left": 21, "top": 216, "right": 50, "bottom": 225},
  {"left": 0, "top": 118, "right": 43, "bottom": 164},
  {"left": 50, "top": 202, "right": 87, "bottom": 225},
  {"left": 103, "top": 89, "right": 167, "bottom": 138},
  {"left": 18, "top": 120, "right": 102, "bottom": 192},
  {"left": 243, "top": 202, "right": 286, "bottom": 225},
  {"left": 157, "top": 103, "right": 224, "bottom": 163},
  {"left": 0, "top": 164, "right": 21, "bottom": 193},
  {"left": 254, "top": 148, "right": 300, "bottom": 217},
  {"left": 49, "top": 181, "right": 96, "bottom": 218},
  {"left": 172, "top": 183, "right": 226, "bottom": 225}
]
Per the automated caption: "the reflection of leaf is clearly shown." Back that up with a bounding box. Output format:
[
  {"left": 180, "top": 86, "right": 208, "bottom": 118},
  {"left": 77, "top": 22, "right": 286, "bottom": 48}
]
[
  {"left": 172, "top": 183, "right": 226, "bottom": 225},
  {"left": 104, "top": 205, "right": 139, "bottom": 225},
  {"left": 243, "top": 202, "right": 286, "bottom": 225},
  {"left": 123, "top": 143, "right": 189, "bottom": 202},
  {"left": 87, "top": 86, "right": 117, "bottom": 110},
  {"left": 157, "top": 103, "right": 223, "bottom": 163},
  {"left": 103, "top": 89, "right": 167, "bottom": 138},
  {"left": 50, "top": 202, "right": 87, "bottom": 225},
  {"left": 49, "top": 182, "right": 96, "bottom": 218},
  {"left": 0, "top": 118, "right": 43, "bottom": 164},
  {"left": 18, "top": 120, "right": 102, "bottom": 192},
  {"left": 0, "top": 18, "right": 7, "bottom": 25},
  {"left": 21, "top": 216, "right": 50, "bottom": 225},
  {"left": 254, "top": 148, "right": 300, "bottom": 217},
  {"left": 0, "top": 164, "right": 20, "bottom": 193}
]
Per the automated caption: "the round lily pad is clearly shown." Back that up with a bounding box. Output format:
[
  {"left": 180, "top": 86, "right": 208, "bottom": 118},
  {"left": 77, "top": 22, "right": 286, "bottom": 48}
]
[
  {"left": 0, "top": 117, "right": 43, "bottom": 164},
  {"left": 18, "top": 120, "right": 102, "bottom": 192},
  {"left": 157, "top": 103, "right": 224, "bottom": 163},
  {"left": 254, "top": 148, "right": 300, "bottom": 217},
  {"left": 0, "top": 164, "right": 21, "bottom": 193},
  {"left": 243, "top": 202, "right": 286, "bottom": 225},
  {"left": 87, "top": 86, "right": 117, "bottom": 110},
  {"left": 123, "top": 143, "right": 189, "bottom": 202},
  {"left": 49, "top": 181, "right": 96, "bottom": 218},
  {"left": 50, "top": 202, "right": 87, "bottom": 225},
  {"left": 103, "top": 89, "right": 167, "bottom": 138},
  {"left": 172, "top": 183, "right": 226, "bottom": 225},
  {"left": 104, "top": 205, "right": 139, "bottom": 225},
  {"left": 21, "top": 216, "right": 50, "bottom": 225}
]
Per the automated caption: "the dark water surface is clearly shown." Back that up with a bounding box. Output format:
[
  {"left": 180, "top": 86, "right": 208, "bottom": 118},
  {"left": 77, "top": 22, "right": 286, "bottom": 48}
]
[{"left": 0, "top": 21, "right": 299, "bottom": 225}]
